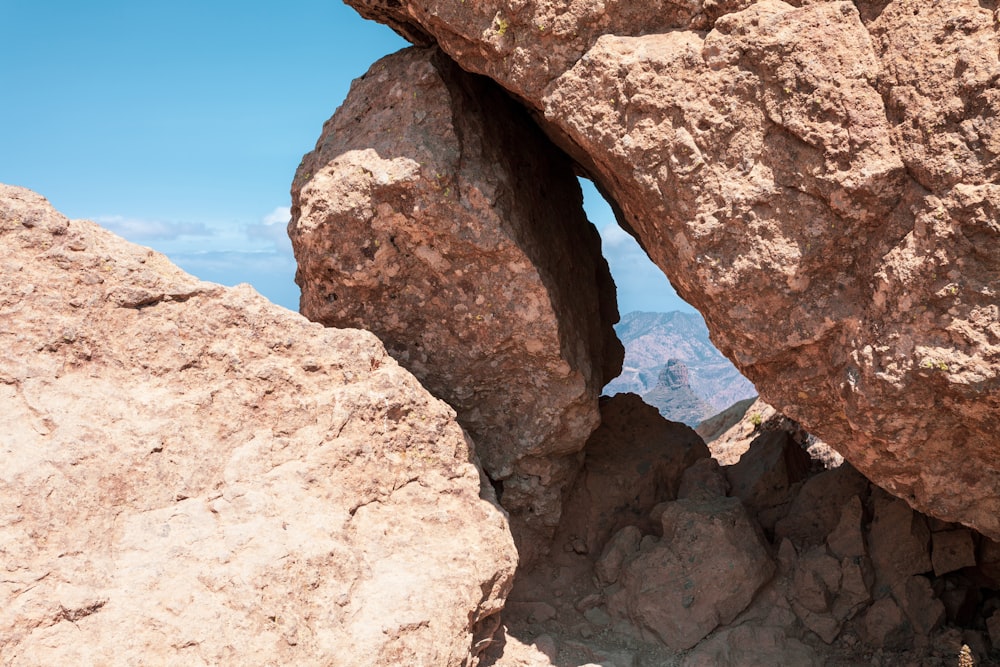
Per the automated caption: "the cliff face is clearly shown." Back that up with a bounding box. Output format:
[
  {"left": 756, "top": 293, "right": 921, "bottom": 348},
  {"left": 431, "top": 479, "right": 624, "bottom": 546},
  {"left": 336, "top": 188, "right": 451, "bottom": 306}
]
[
  {"left": 0, "top": 185, "right": 517, "bottom": 666},
  {"left": 338, "top": 0, "right": 1000, "bottom": 540}
]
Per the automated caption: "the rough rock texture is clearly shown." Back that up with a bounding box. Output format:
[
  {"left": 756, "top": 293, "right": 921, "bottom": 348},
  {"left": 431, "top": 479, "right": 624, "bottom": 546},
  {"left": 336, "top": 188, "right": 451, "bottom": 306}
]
[
  {"left": 289, "top": 46, "right": 623, "bottom": 551},
  {"left": 558, "top": 393, "right": 709, "bottom": 555},
  {"left": 614, "top": 496, "right": 776, "bottom": 650},
  {"left": 346, "top": 0, "right": 1000, "bottom": 539},
  {"left": 0, "top": 185, "right": 517, "bottom": 666}
]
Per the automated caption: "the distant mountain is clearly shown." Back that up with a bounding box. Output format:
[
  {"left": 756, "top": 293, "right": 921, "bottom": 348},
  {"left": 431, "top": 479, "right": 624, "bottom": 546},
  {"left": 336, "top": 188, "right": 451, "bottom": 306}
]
[
  {"left": 604, "top": 311, "right": 757, "bottom": 425},
  {"left": 641, "top": 360, "right": 716, "bottom": 427}
]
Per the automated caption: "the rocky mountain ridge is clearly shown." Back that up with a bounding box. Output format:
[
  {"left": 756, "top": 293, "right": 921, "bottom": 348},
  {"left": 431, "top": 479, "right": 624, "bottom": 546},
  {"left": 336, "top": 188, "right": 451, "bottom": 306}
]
[{"left": 605, "top": 310, "right": 757, "bottom": 425}]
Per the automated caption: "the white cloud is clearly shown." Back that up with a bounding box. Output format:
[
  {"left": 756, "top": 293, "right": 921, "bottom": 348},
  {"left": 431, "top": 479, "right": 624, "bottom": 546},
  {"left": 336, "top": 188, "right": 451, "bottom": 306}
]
[
  {"left": 95, "top": 215, "right": 211, "bottom": 242},
  {"left": 262, "top": 206, "right": 291, "bottom": 226},
  {"left": 600, "top": 222, "right": 634, "bottom": 249}
]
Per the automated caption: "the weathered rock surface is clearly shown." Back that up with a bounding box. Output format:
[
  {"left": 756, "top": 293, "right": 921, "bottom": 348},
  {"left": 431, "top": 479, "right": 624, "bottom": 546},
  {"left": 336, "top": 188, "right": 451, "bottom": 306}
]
[
  {"left": 558, "top": 393, "right": 708, "bottom": 555},
  {"left": 0, "top": 185, "right": 517, "bottom": 666},
  {"left": 345, "top": 0, "right": 1000, "bottom": 539},
  {"left": 289, "top": 46, "right": 622, "bottom": 550},
  {"left": 614, "top": 496, "right": 776, "bottom": 650}
]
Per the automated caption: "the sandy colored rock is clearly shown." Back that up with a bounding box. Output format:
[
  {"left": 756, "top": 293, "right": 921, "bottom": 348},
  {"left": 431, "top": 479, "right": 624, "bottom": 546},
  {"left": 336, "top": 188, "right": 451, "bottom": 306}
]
[
  {"left": 345, "top": 0, "right": 1000, "bottom": 540},
  {"left": 558, "top": 393, "right": 708, "bottom": 555},
  {"left": 616, "top": 496, "right": 775, "bottom": 650},
  {"left": 0, "top": 184, "right": 517, "bottom": 666},
  {"left": 289, "top": 47, "right": 622, "bottom": 551}
]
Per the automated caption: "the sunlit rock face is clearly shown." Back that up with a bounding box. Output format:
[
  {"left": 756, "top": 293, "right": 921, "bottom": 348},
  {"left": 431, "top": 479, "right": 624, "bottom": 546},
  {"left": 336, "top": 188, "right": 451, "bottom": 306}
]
[
  {"left": 0, "top": 184, "right": 517, "bottom": 666},
  {"left": 343, "top": 0, "right": 1000, "bottom": 539},
  {"left": 289, "top": 47, "right": 623, "bottom": 557}
]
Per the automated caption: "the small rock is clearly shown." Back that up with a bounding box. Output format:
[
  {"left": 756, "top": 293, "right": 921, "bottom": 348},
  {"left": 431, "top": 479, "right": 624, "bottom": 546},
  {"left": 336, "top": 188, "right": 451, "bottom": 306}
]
[
  {"left": 863, "top": 597, "right": 912, "bottom": 651},
  {"left": 532, "top": 634, "right": 559, "bottom": 661},
  {"left": 595, "top": 525, "right": 641, "bottom": 586},
  {"left": 677, "top": 457, "right": 729, "bottom": 500},
  {"left": 827, "top": 495, "right": 867, "bottom": 559},
  {"left": 987, "top": 610, "right": 1000, "bottom": 650},
  {"left": 931, "top": 529, "right": 977, "bottom": 576},
  {"left": 584, "top": 606, "right": 612, "bottom": 627}
]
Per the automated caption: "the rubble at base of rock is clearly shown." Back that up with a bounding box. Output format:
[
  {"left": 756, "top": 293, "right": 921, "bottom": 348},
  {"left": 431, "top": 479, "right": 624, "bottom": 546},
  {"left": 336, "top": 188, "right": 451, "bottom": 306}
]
[{"left": 489, "top": 401, "right": 1000, "bottom": 667}]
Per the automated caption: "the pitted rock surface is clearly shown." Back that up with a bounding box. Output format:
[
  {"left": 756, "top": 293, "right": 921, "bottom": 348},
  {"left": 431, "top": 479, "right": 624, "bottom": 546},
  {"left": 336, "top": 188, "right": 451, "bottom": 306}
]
[
  {"left": 0, "top": 184, "right": 517, "bottom": 666},
  {"left": 290, "top": 47, "right": 622, "bottom": 551},
  {"left": 343, "top": 0, "right": 1000, "bottom": 538}
]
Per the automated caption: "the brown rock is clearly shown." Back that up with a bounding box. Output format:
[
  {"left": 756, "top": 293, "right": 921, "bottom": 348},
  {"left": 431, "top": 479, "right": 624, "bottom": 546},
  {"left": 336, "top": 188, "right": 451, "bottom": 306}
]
[
  {"left": 932, "top": 529, "right": 978, "bottom": 576},
  {"left": 725, "top": 429, "right": 811, "bottom": 530},
  {"left": 868, "top": 490, "right": 933, "bottom": 589},
  {"left": 616, "top": 497, "right": 775, "bottom": 650},
  {"left": 595, "top": 526, "right": 641, "bottom": 587},
  {"left": 346, "top": 0, "right": 1000, "bottom": 541},
  {"left": 980, "top": 538, "right": 1000, "bottom": 588},
  {"left": 895, "top": 575, "right": 946, "bottom": 636},
  {"left": 774, "top": 464, "right": 870, "bottom": 549},
  {"left": 0, "top": 185, "right": 517, "bottom": 666},
  {"left": 987, "top": 610, "right": 1000, "bottom": 651},
  {"left": 289, "top": 47, "right": 622, "bottom": 551},
  {"left": 827, "top": 496, "right": 867, "bottom": 560},
  {"left": 677, "top": 457, "right": 729, "bottom": 501},
  {"left": 862, "top": 597, "right": 911, "bottom": 651},
  {"left": 789, "top": 545, "right": 874, "bottom": 644},
  {"left": 558, "top": 393, "right": 708, "bottom": 555},
  {"left": 680, "top": 625, "right": 821, "bottom": 667}
]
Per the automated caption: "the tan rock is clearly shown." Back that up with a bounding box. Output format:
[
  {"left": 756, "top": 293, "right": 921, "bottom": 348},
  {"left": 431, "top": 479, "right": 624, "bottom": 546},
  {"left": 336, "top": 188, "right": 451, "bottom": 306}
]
[
  {"left": 932, "top": 529, "right": 978, "bottom": 576},
  {"left": 345, "top": 0, "right": 1000, "bottom": 541},
  {"left": 616, "top": 497, "right": 775, "bottom": 650},
  {"left": 594, "top": 526, "right": 642, "bottom": 587},
  {"left": 289, "top": 47, "right": 623, "bottom": 553},
  {"left": 0, "top": 185, "right": 517, "bottom": 666}
]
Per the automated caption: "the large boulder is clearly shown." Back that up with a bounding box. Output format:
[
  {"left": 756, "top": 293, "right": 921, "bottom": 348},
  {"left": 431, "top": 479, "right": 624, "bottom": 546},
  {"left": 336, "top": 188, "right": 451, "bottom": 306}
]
[
  {"left": 613, "top": 496, "right": 775, "bottom": 650},
  {"left": 0, "top": 185, "right": 517, "bottom": 666},
  {"left": 343, "top": 0, "right": 1000, "bottom": 539},
  {"left": 289, "top": 46, "right": 622, "bottom": 551}
]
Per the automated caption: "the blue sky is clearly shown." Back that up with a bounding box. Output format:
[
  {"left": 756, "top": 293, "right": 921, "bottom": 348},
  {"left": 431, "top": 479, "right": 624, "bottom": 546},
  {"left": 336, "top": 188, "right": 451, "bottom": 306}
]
[{"left": 0, "top": 0, "right": 693, "bottom": 315}]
